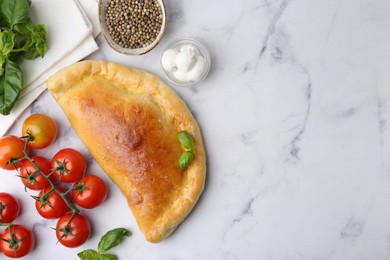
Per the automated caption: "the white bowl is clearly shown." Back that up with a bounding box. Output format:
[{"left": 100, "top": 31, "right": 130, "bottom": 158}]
[
  {"left": 161, "top": 38, "right": 211, "bottom": 87},
  {"left": 99, "top": 0, "right": 166, "bottom": 55}
]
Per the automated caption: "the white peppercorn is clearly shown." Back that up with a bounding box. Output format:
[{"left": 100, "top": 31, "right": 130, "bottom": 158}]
[{"left": 105, "top": 0, "right": 163, "bottom": 49}]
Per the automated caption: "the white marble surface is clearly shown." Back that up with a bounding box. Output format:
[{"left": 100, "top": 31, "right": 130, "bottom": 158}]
[{"left": 1, "top": 0, "right": 390, "bottom": 259}]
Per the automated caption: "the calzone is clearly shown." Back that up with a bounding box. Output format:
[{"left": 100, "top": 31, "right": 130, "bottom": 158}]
[{"left": 46, "top": 61, "right": 206, "bottom": 243}]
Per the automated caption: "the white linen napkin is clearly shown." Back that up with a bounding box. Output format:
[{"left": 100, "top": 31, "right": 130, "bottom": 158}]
[
  {"left": 0, "top": 0, "right": 99, "bottom": 136},
  {"left": 76, "top": 0, "right": 100, "bottom": 38}
]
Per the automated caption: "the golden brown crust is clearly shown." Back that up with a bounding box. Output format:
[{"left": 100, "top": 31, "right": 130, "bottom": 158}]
[{"left": 46, "top": 61, "right": 206, "bottom": 242}]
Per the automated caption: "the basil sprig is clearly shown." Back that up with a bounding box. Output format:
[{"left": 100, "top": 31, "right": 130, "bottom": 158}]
[
  {"left": 98, "top": 228, "right": 131, "bottom": 253},
  {"left": 78, "top": 228, "right": 131, "bottom": 260},
  {"left": 78, "top": 250, "right": 116, "bottom": 260},
  {"left": 177, "top": 131, "right": 195, "bottom": 171},
  {"left": 0, "top": 0, "right": 48, "bottom": 115}
]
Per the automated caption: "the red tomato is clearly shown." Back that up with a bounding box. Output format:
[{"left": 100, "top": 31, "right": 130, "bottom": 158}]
[
  {"left": 0, "top": 193, "right": 20, "bottom": 223},
  {"left": 72, "top": 175, "right": 107, "bottom": 209},
  {"left": 35, "top": 186, "right": 69, "bottom": 219},
  {"left": 22, "top": 114, "right": 57, "bottom": 149},
  {"left": 19, "top": 156, "right": 54, "bottom": 190},
  {"left": 56, "top": 213, "right": 91, "bottom": 248},
  {"left": 0, "top": 136, "right": 28, "bottom": 170},
  {"left": 51, "top": 148, "right": 86, "bottom": 183},
  {"left": 0, "top": 225, "right": 35, "bottom": 258}
]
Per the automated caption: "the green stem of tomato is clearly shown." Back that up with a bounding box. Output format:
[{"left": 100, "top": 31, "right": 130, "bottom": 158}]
[
  {"left": 21, "top": 141, "right": 80, "bottom": 215},
  {"left": 63, "top": 188, "right": 76, "bottom": 196}
]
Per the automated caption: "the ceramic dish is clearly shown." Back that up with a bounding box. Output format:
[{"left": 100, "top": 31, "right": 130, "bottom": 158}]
[
  {"left": 98, "top": 0, "right": 166, "bottom": 55},
  {"left": 161, "top": 38, "right": 211, "bottom": 87}
]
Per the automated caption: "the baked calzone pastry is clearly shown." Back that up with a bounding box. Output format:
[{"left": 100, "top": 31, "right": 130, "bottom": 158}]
[{"left": 46, "top": 61, "right": 206, "bottom": 243}]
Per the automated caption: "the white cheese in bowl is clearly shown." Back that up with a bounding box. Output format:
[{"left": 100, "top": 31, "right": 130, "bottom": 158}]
[
  {"left": 161, "top": 43, "right": 207, "bottom": 84},
  {"left": 161, "top": 49, "right": 178, "bottom": 71}
]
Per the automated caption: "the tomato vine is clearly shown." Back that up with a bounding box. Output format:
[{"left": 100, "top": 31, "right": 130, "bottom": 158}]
[{"left": 0, "top": 113, "right": 108, "bottom": 257}]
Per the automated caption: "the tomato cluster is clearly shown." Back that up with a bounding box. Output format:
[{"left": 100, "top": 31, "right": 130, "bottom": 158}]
[
  {"left": 0, "top": 193, "right": 35, "bottom": 258},
  {"left": 0, "top": 114, "right": 108, "bottom": 256}
]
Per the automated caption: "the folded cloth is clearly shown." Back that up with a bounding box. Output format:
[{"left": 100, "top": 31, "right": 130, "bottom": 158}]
[
  {"left": 76, "top": 0, "right": 100, "bottom": 38},
  {"left": 20, "top": 0, "right": 100, "bottom": 100},
  {"left": 0, "top": 0, "right": 99, "bottom": 136}
]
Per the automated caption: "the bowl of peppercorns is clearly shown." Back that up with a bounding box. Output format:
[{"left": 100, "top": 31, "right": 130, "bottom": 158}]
[{"left": 99, "top": 0, "right": 166, "bottom": 55}]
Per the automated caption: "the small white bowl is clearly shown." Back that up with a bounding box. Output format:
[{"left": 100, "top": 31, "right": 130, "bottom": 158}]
[
  {"left": 99, "top": 0, "right": 166, "bottom": 55},
  {"left": 161, "top": 38, "right": 211, "bottom": 87}
]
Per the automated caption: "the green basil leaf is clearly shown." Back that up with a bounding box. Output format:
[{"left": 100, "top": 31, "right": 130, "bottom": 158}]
[
  {"left": 21, "top": 23, "right": 47, "bottom": 59},
  {"left": 178, "top": 151, "right": 194, "bottom": 171},
  {"left": 0, "top": 0, "right": 30, "bottom": 28},
  {"left": 0, "top": 58, "right": 23, "bottom": 115},
  {"left": 100, "top": 254, "right": 117, "bottom": 260},
  {"left": 0, "top": 31, "right": 15, "bottom": 76},
  {"left": 77, "top": 249, "right": 100, "bottom": 260},
  {"left": 13, "top": 18, "right": 34, "bottom": 35},
  {"left": 0, "top": 55, "right": 6, "bottom": 76},
  {"left": 177, "top": 131, "right": 194, "bottom": 151},
  {"left": 98, "top": 228, "right": 131, "bottom": 253},
  {"left": 34, "top": 24, "right": 47, "bottom": 57},
  {"left": 0, "top": 30, "right": 15, "bottom": 56}
]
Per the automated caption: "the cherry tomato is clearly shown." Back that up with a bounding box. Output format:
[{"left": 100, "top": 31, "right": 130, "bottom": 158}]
[
  {"left": 51, "top": 148, "right": 86, "bottom": 183},
  {"left": 35, "top": 186, "right": 69, "bottom": 219},
  {"left": 19, "top": 156, "right": 54, "bottom": 190},
  {"left": 56, "top": 213, "right": 91, "bottom": 248},
  {"left": 0, "top": 136, "right": 28, "bottom": 170},
  {"left": 0, "top": 225, "right": 35, "bottom": 258},
  {"left": 0, "top": 193, "right": 20, "bottom": 223},
  {"left": 22, "top": 114, "right": 57, "bottom": 149},
  {"left": 72, "top": 175, "right": 107, "bottom": 209}
]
